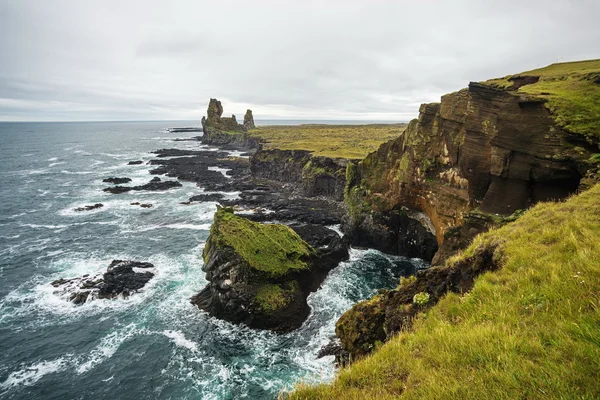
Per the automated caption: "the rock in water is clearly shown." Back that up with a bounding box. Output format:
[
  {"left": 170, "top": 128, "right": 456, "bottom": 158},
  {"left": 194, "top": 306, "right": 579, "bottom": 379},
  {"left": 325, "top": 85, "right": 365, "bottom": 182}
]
[
  {"left": 51, "top": 260, "right": 155, "bottom": 304},
  {"left": 191, "top": 207, "right": 348, "bottom": 332},
  {"left": 102, "top": 177, "right": 181, "bottom": 194},
  {"left": 102, "top": 177, "right": 132, "bottom": 184},
  {"left": 74, "top": 203, "right": 104, "bottom": 212}
]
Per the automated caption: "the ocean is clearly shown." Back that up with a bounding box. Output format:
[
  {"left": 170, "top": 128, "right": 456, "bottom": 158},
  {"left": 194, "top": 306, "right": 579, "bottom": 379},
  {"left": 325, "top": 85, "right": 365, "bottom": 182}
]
[{"left": 0, "top": 121, "right": 425, "bottom": 399}]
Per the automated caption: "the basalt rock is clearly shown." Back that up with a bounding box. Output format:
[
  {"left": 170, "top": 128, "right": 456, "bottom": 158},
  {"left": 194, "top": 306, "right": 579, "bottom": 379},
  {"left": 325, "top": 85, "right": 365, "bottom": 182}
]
[
  {"left": 103, "top": 178, "right": 182, "bottom": 194},
  {"left": 191, "top": 207, "right": 348, "bottom": 332},
  {"left": 103, "top": 177, "right": 132, "bottom": 185},
  {"left": 243, "top": 109, "right": 255, "bottom": 130},
  {"left": 189, "top": 193, "right": 225, "bottom": 202},
  {"left": 128, "top": 160, "right": 144, "bottom": 165},
  {"left": 251, "top": 149, "right": 348, "bottom": 201},
  {"left": 336, "top": 243, "right": 500, "bottom": 358},
  {"left": 51, "top": 260, "right": 155, "bottom": 304},
  {"left": 74, "top": 203, "right": 104, "bottom": 212},
  {"left": 201, "top": 99, "right": 260, "bottom": 147}
]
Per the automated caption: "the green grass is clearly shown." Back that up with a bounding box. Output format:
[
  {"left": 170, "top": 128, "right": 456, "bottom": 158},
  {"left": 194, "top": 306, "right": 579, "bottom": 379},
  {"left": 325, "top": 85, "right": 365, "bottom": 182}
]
[
  {"left": 483, "top": 59, "right": 600, "bottom": 140},
  {"left": 287, "top": 184, "right": 600, "bottom": 399},
  {"left": 248, "top": 124, "right": 406, "bottom": 159},
  {"left": 254, "top": 282, "right": 298, "bottom": 313},
  {"left": 209, "top": 208, "right": 314, "bottom": 277}
]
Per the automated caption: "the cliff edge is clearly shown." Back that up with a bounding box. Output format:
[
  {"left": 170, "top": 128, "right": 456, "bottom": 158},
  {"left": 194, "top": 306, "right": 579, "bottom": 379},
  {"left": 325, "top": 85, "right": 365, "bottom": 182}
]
[{"left": 344, "top": 59, "right": 600, "bottom": 266}]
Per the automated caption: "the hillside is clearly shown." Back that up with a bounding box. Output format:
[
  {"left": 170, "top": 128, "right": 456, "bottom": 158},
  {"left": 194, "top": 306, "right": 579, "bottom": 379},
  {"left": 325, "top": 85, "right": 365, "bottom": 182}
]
[
  {"left": 289, "top": 183, "right": 600, "bottom": 399},
  {"left": 483, "top": 59, "right": 600, "bottom": 140}
]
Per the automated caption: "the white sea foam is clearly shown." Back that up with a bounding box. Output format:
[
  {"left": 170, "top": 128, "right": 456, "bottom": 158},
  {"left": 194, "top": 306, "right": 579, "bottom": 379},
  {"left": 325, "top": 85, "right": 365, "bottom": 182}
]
[
  {"left": 326, "top": 224, "right": 343, "bottom": 237},
  {"left": 76, "top": 326, "right": 138, "bottom": 374},
  {"left": 207, "top": 166, "right": 232, "bottom": 178},
  {"left": 0, "top": 357, "right": 70, "bottom": 390},
  {"left": 162, "top": 330, "right": 198, "bottom": 352},
  {"left": 60, "top": 170, "right": 95, "bottom": 175}
]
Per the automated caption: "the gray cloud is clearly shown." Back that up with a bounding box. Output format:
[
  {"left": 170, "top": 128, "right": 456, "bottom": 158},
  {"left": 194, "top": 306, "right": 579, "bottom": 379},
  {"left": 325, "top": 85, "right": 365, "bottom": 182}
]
[{"left": 0, "top": 0, "right": 599, "bottom": 121}]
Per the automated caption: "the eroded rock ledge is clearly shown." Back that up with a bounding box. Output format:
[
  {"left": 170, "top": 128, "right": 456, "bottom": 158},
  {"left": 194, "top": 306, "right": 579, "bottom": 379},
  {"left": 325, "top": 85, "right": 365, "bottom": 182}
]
[{"left": 191, "top": 207, "right": 348, "bottom": 332}]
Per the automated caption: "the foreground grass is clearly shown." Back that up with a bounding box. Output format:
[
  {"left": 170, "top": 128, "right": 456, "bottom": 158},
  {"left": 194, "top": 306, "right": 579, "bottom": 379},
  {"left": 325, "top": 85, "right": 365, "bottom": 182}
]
[
  {"left": 484, "top": 59, "right": 600, "bottom": 139},
  {"left": 288, "top": 184, "right": 600, "bottom": 399},
  {"left": 249, "top": 124, "right": 406, "bottom": 159}
]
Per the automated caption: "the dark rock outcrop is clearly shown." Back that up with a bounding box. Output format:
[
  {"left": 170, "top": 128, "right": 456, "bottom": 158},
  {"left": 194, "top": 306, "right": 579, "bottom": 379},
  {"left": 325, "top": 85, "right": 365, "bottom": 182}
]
[
  {"left": 128, "top": 160, "right": 144, "bottom": 165},
  {"left": 103, "top": 177, "right": 132, "bottom": 185},
  {"left": 74, "top": 203, "right": 104, "bottom": 212},
  {"left": 51, "top": 260, "right": 155, "bottom": 304},
  {"left": 191, "top": 207, "right": 348, "bottom": 332},
  {"left": 251, "top": 149, "right": 348, "bottom": 201},
  {"left": 200, "top": 99, "right": 260, "bottom": 147},
  {"left": 336, "top": 243, "right": 500, "bottom": 358},
  {"left": 103, "top": 178, "right": 182, "bottom": 194},
  {"left": 189, "top": 193, "right": 224, "bottom": 202},
  {"left": 243, "top": 109, "right": 255, "bottom": 130}
]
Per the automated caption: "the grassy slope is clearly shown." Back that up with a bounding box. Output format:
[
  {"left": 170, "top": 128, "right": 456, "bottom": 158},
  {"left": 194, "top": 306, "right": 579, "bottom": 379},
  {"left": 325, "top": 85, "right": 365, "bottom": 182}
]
[
  {"left": 484, "top": 59, "right": 600, "bottom": 139},
  {"left": 249, "top": 124, "right": 406, "bottom": 159},
  {"left": 289, "top": 184, "right": 600, "bottom": 399},
  {"left": 208, "top": 208, "right": 314, "bottom": 277}
]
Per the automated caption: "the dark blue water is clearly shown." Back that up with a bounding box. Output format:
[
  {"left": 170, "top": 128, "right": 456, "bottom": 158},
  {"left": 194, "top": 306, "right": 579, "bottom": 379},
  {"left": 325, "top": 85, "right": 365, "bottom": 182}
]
[{"left": 0, "top": 121, "right": 426, "bottom": 399}]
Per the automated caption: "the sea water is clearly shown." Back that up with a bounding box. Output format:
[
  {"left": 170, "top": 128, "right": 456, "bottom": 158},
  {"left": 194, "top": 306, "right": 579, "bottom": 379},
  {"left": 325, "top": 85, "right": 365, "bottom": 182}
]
[{"left": 0, "top": 121, "right": 426, "bottom": 399}]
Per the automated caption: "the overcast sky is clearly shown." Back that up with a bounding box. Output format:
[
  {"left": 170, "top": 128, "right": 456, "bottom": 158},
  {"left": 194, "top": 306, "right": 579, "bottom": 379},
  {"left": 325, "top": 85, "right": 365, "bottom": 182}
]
[{"left": 0, "top": 0, "right": 599, "bottom": 122}]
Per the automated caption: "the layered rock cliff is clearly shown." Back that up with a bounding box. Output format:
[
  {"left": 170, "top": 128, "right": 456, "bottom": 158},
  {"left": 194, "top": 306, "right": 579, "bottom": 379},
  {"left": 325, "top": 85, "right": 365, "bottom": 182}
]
[{"left": 345, "top": 78, "right": 597, "bottom": 265}]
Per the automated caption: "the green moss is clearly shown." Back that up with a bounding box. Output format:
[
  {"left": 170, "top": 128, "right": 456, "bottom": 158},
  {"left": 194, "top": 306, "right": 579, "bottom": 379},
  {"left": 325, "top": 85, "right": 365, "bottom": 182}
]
[
  {"left": 248, "top": 124, "right": 406, "bottom": 159},
  {"left": 254, "top": 282, "right": 298, "bottom": 313},
  {"left": 290, "top": 184, "right": 600, "bottom": 399},
  {"left": 483, "top": 59, "right": 600, "bottom": 140},
  {"left": 208, "top": 207, "right": 314, "bottom": 277},
  {"left": 394, "top": 153, "right": 411, "bottom": 183}
]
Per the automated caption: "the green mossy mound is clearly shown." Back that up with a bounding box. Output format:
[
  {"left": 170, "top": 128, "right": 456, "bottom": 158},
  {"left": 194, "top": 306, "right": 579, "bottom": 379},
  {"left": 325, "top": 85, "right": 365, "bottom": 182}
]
[{"left": 205, "top": 207, "right": 314, "bottom": 278}]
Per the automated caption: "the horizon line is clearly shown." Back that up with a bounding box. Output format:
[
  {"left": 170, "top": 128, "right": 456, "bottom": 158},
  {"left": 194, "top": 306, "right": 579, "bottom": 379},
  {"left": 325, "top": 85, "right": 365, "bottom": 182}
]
[{"left": 0, "top": 118, "right": 409, "bottom": 124}]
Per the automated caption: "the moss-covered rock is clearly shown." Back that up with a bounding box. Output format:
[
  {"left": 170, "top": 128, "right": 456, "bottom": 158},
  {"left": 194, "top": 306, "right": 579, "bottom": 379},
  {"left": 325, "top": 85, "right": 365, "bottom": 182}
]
[{"left": 192, "top": 207, "right": 349, "bottom": 332}]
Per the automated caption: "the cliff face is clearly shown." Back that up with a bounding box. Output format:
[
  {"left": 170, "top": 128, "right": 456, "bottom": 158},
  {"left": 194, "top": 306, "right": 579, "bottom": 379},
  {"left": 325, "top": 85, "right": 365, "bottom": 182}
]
[
  {"left": 251, "top": 149, "right": 348, "bottom": 201},
  {"left": 336, "top": 60, "right": 600, "bottom": 361},
  {"left": 346, "top": 80, "right": 596, "bottom": 264}
]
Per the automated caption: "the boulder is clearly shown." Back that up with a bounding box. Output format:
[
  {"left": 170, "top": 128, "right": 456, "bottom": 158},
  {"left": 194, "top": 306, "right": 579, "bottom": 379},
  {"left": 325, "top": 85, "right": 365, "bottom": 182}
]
[
  {"left": 103, "top": 178, "right": 181, "bottom": 194},
  {"left": 51, "top": 260, "right": 155, "bottom": 304},
  {"left": 74, "top": 203, "right": 104, "bottom": 212},
  {"left": 102, "top": 177, "right": 132, "bottom": 184}
]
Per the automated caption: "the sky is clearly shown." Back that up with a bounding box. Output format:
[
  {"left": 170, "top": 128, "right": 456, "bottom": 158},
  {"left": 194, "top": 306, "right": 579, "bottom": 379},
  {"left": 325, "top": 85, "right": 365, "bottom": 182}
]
[{"left": 0, "top": 0, "right": 599, "bottom": 122}]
